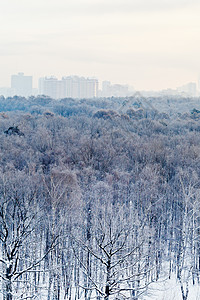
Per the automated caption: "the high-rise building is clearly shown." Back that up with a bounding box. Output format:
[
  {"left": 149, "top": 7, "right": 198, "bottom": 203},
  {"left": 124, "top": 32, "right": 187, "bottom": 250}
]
[
  {"left": 39, "top": 76, "right": 61, "bottom": 99},
  {"left": 11, "top": 72, "right": 33, "bottom": 97},
  {"left": 39, "top": 76, "right": 98, "bottom": 99},
  {"left": 62, "top": 76, "right": 98, "bottom": 99}
]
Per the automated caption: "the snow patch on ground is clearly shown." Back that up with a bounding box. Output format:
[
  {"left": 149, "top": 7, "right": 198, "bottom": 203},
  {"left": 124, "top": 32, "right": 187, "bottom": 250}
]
[{"left": 143, "top": 275, "right": 200, "bottom": 300}]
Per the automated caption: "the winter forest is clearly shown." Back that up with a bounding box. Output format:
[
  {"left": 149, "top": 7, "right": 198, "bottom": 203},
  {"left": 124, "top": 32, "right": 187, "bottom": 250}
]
[{"left": 1, "top": 94, "right": 200, "bottom": 300}]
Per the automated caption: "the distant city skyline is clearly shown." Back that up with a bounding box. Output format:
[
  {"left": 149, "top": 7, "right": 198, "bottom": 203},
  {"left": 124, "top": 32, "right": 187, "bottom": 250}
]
[
  {"left": 0, "top": 72, "right": 199, "bottom": 92},
  {"left": 0, "top": 72, "right": 198, "bottom": 98},
  {"left": 0, "top": 1, "right": 200, "bottom": 91},
  {"left": 0, "top": 71, "right": 199, "bottom": 93}
]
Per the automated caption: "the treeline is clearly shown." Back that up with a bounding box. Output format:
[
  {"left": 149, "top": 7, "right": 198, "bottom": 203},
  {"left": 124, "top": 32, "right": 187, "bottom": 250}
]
[
  {"left": 0, "top": 97, "right": 200, "bottom": 299},
  {"left": 0, "top": 94, "right": 200, "bottom": 116}
]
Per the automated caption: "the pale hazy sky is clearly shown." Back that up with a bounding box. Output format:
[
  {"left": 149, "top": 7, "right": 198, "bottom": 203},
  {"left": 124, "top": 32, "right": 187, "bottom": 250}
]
[{"left": 0, "top": 0, "right": 200, "bottom": 90}]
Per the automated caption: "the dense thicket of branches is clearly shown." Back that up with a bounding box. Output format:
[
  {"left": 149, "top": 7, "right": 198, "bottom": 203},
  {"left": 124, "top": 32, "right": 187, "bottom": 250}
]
[{"left": 0, "top": 95, "right": 200, "bottom": 299}]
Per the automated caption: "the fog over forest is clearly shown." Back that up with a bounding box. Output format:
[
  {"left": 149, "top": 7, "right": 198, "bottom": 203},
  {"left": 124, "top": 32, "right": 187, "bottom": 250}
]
[{"left": 1, "top": 95, "right": 200, "bottom": 299}]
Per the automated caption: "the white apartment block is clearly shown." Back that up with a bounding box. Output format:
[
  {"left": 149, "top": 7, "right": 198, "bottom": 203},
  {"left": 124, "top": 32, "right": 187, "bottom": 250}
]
[
  {"left": 11, "top": 72, "right": 33, "bottom": 97},
  {"left": 39, "top": 76, "right": 98, "bottom": 99}
]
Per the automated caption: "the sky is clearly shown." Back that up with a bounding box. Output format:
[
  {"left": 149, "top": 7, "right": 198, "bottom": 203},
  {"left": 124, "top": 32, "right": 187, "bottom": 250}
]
[{"left": 0, "top": 0, "right": 200, "bottom": 90}]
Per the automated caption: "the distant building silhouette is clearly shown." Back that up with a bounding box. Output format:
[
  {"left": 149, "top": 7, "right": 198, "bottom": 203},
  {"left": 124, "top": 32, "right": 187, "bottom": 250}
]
[
  {"left": 11, "top": 73, "right": 33, "bottom": 97},
  {"left": 39, "top": 76, "right": 98, "bottom": 99},
  {"left": 0, "top": 87, "right": 15, "bottom": 98},
  {"left": 100, "top": 81, "right": 131, "bottom": 97},
  {"left": 177, "top": 82, "right": 197, "bottom": 97},
  {"left": 38, "top": 76, "right": 59, "bottom": 99}
]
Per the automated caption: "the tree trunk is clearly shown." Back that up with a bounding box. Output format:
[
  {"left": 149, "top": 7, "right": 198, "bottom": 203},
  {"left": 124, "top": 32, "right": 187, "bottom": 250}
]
[
  {"left": 105, "top": 258, "right": 111, "bottom": 300},
  {"left": 180, "top": 280, "right": 189, "bottom": 300},
  {"left": 6, "top": 279, "right": 12, "bottom": 300}
]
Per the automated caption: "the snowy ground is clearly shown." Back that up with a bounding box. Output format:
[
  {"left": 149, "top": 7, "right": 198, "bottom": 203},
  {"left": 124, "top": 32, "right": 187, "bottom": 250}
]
[
  {"left": 1, "top": 274, "right": 200, "bottom": 299},
  {"left": 143, "top": 275, "right": 200, "bottom": 300}
]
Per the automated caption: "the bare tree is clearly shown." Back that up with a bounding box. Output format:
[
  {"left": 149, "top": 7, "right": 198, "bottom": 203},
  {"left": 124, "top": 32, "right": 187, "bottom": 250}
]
[
  {"left": 73, "top": 196, "right": 155, "bottom": 300},
  {"left": 43, "top": 167, "right": 81, "bottom": 300},
  {"left": 174, "top": 173, "right": 200, "bottom": 300},
  {"left": 0, "top": 171, "right": 57, "bottom": 300}
]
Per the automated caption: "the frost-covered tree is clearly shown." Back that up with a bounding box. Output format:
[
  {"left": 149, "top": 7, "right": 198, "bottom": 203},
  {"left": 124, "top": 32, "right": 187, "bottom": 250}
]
[
  {"left": 73, "top": 189, "right": 155, "bottom": 300},
  {"left": 0, "top": 172, "right": 57, "bottom": 300}
]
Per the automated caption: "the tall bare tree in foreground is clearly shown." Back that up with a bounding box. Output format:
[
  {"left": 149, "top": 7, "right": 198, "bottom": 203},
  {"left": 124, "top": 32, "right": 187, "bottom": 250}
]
[{"left": 73, "top": 195, "right": 155, "bottom": 300}]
